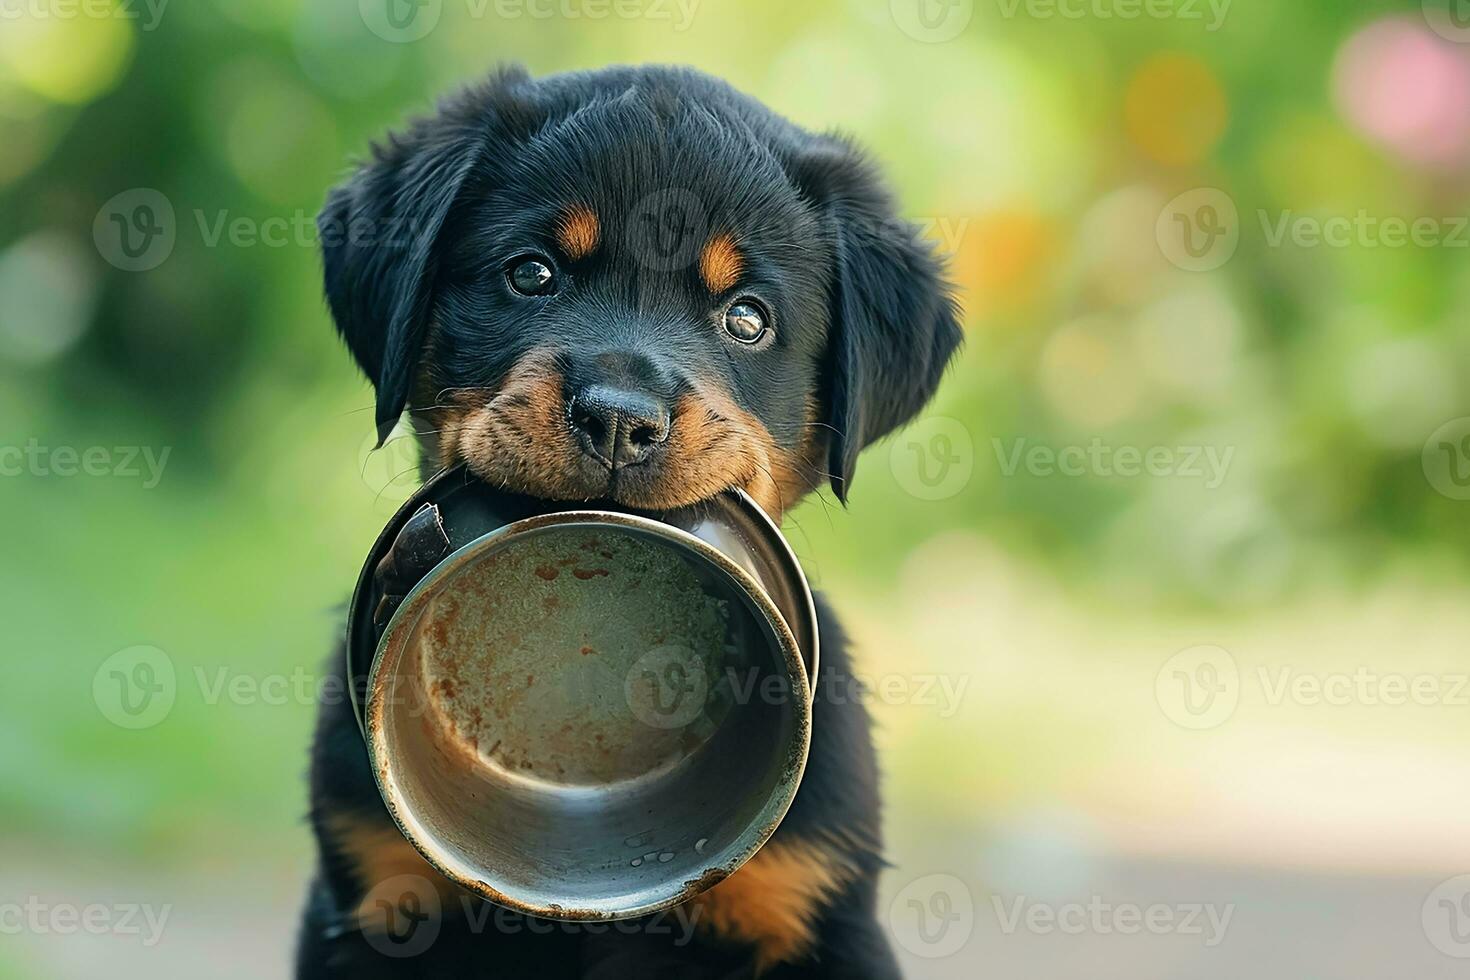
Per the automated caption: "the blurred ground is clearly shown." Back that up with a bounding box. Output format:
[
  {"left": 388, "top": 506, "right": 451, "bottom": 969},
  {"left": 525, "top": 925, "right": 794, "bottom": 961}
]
[{"left": 7, "top": 542, "right": 1470, "bottom": 976}]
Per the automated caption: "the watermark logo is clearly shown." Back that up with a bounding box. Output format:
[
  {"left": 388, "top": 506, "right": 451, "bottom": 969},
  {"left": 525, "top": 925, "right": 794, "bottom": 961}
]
[
  {"left": 93, "top": 645, "right": 176, "bottom": 730},
  {"left": 1423, "top": 874, "right": 1470, "bottom": 957},
  {"left": 626, "top": 645, "right": 708, "bottom": 729},
  {"left": 625, "top": 188, "right": 709, "bottom": 273},
  {"left": 889, "top": 873, "right": 975, "bottom": 958},
  {"left": 359, "top": 0, "right": 442, "bottom": 41},
  {"left": 359, "top": 874, "right": 442, "bottom": 957},
  {"left": 891, "top": 0, "right": 973, "bottom": 42},
  {"left": 1424, "top": 0, "right": 1470, "bottom": 43},
  {"left": 1157, "top": 188, "right": 1239, "bottom": 272},
  {"left": 890, "top": 416, "right": 974, "bottom": 500},
  {"left": 93, "top": 189, "right": 175, "bottom": 272},
  {"left": 358, "top": 422, "right": 422, "bottom": 499},
  {"left": 1155, "top": 644, "right": 1239, "bottom": 729},
  {"left": 1423, "top": 417, "right": 1470, "bottom": 500}
]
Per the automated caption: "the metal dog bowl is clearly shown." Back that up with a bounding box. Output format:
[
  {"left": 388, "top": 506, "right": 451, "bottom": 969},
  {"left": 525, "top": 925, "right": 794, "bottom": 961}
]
[{"left": 345, "top": 466, "right": 817, "bottom": 920}]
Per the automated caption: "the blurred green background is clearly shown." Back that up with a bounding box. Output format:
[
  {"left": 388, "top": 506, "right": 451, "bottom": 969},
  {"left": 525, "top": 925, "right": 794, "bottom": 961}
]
[{"left": 4, "top": 0, "right": 1470, "bottom": 976}]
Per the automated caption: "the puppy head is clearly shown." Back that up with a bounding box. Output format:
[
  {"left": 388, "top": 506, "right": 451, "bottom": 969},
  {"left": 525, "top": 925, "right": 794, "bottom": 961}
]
[{"left": 321, "top": 66, "right": 961, "bottom": 518}]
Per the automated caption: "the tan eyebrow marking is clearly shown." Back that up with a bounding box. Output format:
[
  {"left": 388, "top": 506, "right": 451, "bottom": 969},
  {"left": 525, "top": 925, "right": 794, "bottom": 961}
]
[
  {"left": 699, "top": 233, "right": 743, "bottom": 293},
  {"left": 555, "top": 205, "right": 600, "bottom": 259}
]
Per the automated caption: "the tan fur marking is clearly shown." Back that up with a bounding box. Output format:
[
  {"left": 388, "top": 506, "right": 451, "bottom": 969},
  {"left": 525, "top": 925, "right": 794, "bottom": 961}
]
[
  {"left": 430, "top": 351, "right": 591, "bottom": 499},
  {"left": 556, "top": 205, "right": 600, "bottom": 259},
  {"left": 691, "top": 840, "right": 856, "bottom": 973},
  {"left": 699, "top": 233, "right": 743, "bottom": 293},
  {"left": 326, "top": 814, "right": 460, "bottom": 931}
]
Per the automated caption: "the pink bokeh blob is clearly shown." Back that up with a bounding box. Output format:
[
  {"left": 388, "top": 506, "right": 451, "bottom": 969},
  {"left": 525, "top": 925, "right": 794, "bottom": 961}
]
[{"left": 1333, "top": 18, "right": 1470, "bottom": 169}]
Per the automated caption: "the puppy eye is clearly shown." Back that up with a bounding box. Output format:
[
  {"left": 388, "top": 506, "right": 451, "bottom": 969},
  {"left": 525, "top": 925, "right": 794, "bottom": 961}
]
[
  {"left": 508, "top": 256, "right": 556, "bottom": 296},
  {"left": 724, "top": 300, "right": 768, "bottom": 344}
]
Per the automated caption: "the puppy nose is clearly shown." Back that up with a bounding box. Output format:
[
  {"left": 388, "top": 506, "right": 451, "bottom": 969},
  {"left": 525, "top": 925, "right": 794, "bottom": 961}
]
[{"left": 569, "top": 384, "right": 672, "bottom": 469}]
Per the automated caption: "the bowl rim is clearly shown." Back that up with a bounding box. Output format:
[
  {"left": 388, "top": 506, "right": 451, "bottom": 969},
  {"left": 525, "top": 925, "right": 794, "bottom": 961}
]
[
  {"left": 344, "top": 466, "right": 820, "bottom": 734},
  {"left": 364, "top": 507, "right": 814, "bottom": 921}
]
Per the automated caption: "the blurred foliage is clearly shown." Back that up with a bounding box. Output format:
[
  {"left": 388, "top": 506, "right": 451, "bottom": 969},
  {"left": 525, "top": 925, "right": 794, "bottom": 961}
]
[{"left": 2, "top": 0, "right": 1468, "bottom": 859}]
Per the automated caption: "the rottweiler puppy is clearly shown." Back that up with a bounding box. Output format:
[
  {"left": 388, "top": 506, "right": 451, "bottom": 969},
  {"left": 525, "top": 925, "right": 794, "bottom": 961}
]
[{"left": 298, "top": 64, "right": 961, "bottom": 979}]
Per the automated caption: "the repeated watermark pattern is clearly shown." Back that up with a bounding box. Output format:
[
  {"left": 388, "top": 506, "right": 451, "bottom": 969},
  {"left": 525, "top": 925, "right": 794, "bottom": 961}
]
[
  {"left": 1158, "top": 187, "right": 1470, "bottom": 272},
  {"left": 94, "top": 186, "right": 971, "bottom": 280},
  {"left": 889, "top": 874, "right": 976, "bottom": 958},
  {"left": 995, "top": 0, "right": 1230, "bottom": 31},
  {"left": 358, "top": 0, "right": 699, "bottom": 43},
  {"left": 92, "top": 649, "right": 387, "bottom": 729},
  {"left": 887, "top": 874, "right": 1235, "bottom": 959},
  {"left": 991, "top": 893, "right": 1233, "bottom": 946},
  {"left": 93, "top": 646, "right": 177, "bottom": 730},
  {"left": 0, "top": 0, "right": 169, "bottom": 31},
  {"left": 1423, "top": 874, "right": 1470, "bottom": 958},
  {"left": 890, "top": 416, "right": 975, "bottom": 501},
  {"left": 625, "top": 652, "right": 972, "bottom": 730},
  {"left": 357, "top": 874, "right": 702, "bottom": 958},
  {"left": 0, "top": 440, "right": 170, "bottom": 487},
  {"left": 1156, "top": 188, "right": 1240, "bottom": 272},
  {"left": 1423, "top": 417, "right": 1470, "bottom": 500},
  {"left": 0, "top": 898, "right": 171, "bottom": 946},
  {"left": 94, "top": 191, "right": 447, "bottom": 272},
  {"left": 890, "top": 0, "right": 974, "bottom": 43},
  {"left": 1423, "top": 0, "right": 1470, "bottom": 44},
  {"left": 93, "top": 189, "right": 176, "bottom": 273},
  {"left": 993, "top": 438, "right": 1234, "bottom": 488},
  {"left": 92, "top": 644, "right": 972, "bottom": 730},
  {"left": 1258, "top": 210, "right": 1470, "bottom": 250},
  {"left": 889, "top": 422, "right": 1237, "bottom": 498},
  {"left": 1156, "top": 644, "right": 1470, "bottom": 730}
]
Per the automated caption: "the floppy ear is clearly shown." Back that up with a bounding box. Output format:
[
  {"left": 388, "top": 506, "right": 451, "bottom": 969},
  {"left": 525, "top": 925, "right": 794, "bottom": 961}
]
[
  {"left": 319, "top": 67, "right": 529, "bottom": 446},
  {"left": 794, "top": 139, "right": 963, "bottom": 502}
]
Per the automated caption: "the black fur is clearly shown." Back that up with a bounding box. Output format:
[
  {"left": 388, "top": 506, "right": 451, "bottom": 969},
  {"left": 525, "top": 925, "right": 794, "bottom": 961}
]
[{"left": 303, "top": 64, "right": 960, "bottom": 978}]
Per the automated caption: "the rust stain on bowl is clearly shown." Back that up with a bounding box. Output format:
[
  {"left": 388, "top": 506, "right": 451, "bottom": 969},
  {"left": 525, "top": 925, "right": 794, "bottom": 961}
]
[{"left": 409, "top": 527, "right": 736, "bottom": 787}]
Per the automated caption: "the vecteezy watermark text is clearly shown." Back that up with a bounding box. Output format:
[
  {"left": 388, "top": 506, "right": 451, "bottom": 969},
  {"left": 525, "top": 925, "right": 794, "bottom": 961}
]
[
  {"left": 995, "top": 0, "right": 1230, "bottom": 31},
  {"left": 357, "top": 0, "right": 699, "bottom": 43},
  {"left": 993, "top": 438, "right": 1234, "bottom": 488},
  {"left": 1259, "top": 210, "right": 1470, "bottom": 250},
  {"left": 0, "top": 440, "right": 170, "bottom": 488},
  {"left": 992, "top": 894, "right": 1234, "bottom": 946},
  {"left": 0, "top": 0, "right": 169, "bottom": 31},
  {"left": 0, "top": 898, "right": 171, "bottom": 946}
]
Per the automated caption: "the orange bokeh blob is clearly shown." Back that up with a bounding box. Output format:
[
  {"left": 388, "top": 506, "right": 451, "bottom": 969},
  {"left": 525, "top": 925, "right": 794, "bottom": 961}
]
[
  {"left": 1124, "top": 53, "right": 1229, "bottom": 167},
  {"left": 947, "top": 210, "right": 1057, "bottom": 319}
]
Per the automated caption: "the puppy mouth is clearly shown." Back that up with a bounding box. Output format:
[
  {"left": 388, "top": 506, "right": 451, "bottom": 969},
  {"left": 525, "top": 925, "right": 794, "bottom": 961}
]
[
  {"left": 419, "top": 359, "right": 815, "bottom": 518},
  {"left": 446, "top": 411, "right": 762, "bottom": 513}
]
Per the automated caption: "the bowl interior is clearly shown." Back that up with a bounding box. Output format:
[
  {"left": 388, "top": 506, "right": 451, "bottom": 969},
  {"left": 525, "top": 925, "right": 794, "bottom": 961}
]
[{"left": 368, "top": 519, "right": 810, "bottom": 918}]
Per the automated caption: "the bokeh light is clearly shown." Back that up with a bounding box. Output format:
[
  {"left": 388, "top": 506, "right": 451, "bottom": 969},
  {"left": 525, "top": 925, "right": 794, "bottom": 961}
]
[
  {"left": 0, "top": 231, "right": 97, "bottom": 365},
  {"left": 1333, "top": 18, "right": 1470, "bottom": 171},
  {"left": 1124, "top": 52, "right": 1228, "bottom": 167},
  {"left": 0, "top": 5, "right": 134, "bottom": 105}
]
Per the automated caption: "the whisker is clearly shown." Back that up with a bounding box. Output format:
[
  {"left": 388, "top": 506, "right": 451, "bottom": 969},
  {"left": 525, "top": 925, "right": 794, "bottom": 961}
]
[{"left": 371, "top": 462, "right": 424, "bottom": 508}]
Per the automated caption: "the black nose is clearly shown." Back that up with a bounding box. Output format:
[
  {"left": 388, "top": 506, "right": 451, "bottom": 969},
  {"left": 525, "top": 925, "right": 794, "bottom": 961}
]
[{"left": 569, "top": 384, "right": 672, "bottom": 469}]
